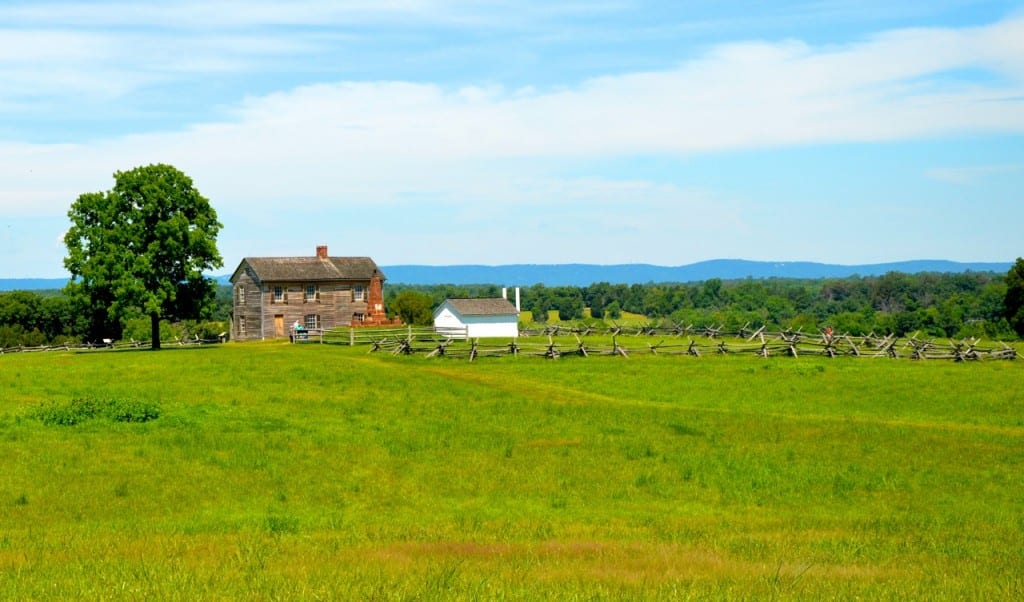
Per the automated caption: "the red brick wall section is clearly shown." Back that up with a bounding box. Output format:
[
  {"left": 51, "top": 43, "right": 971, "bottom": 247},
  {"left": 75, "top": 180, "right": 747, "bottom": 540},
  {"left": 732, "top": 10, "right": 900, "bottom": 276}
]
[
  {"left": 367, "top": 275, "right": 384, "bottom": 316},
  {"left": 356, "top": 274, "right": 402, "bottom": 326}
]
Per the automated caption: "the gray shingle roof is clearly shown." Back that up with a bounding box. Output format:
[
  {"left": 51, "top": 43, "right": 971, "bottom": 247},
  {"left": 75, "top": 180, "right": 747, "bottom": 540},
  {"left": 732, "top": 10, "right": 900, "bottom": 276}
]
[
  {"left": 233, "top": 256, "right": 384, "bottom": 283},
  {"left": 444, "top": 298, "right": 519, "bottom": 316}
]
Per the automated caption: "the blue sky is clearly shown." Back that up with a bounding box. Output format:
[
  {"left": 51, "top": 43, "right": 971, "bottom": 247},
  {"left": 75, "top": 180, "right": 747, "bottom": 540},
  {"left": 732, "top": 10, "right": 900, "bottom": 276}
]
[{"left": 1, "top": 1, "right": 1022, "bottom": 278}]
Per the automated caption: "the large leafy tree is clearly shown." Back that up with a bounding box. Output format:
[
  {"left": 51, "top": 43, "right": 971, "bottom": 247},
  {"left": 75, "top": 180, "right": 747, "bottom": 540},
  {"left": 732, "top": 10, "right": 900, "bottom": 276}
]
[
  {"left": 1004, "top": 257, "right": 1024, "bottom": 338},
  {"left": 64, "top": 164, "right": 223, "bottom": 349},
  {"left": 389, "top": 290, "right": 435, "bottom": 326}
]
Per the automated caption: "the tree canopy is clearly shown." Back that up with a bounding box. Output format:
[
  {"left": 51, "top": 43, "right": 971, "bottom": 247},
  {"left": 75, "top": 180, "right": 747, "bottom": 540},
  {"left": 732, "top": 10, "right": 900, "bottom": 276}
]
[
  {"left": 64, "top": 164, "right": 223, "bottom": 349},
  {"left": 384, "top": 269, "right": 1014, "bottom": 340},
  {"left": 1004, "top": 257, "right": 1024, "bottom": 337},
  {"left": 3, "top": 264, "right": 1018, "bottom": 348},
  {"left": 389, "top": 290, "right": 435, "bottom": 326}
]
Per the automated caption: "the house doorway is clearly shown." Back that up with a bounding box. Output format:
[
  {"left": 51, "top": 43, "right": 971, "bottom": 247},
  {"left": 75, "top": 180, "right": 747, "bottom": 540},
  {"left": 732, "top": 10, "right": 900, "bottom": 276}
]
[{"left": 274, "top": 314, "right": 285, "bottom": 338}]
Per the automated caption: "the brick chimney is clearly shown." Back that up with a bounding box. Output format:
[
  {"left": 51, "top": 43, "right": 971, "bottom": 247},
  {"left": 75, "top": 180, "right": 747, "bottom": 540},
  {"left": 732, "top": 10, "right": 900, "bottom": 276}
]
[
  {"left": 367, "top": 273, "right": 384, "bottom": 318},
  {"left": 316, "top": 245, "right": 328, "bottom": 259}
]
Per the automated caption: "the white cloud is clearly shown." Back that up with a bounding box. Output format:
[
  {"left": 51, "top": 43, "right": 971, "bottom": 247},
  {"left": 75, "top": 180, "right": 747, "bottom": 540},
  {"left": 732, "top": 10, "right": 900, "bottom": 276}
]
[
  {"left": 0, "top": 0, "right": 620, "bottom": 29},
  {"left": 1, "top": 14, "right": 1022, "bottom": 262},
  {"left": 926, "top": 163, "right": 1024, "bottom": 184},
  {"left": 2, "top": 14, "right": 1024, "bottom": 219}
]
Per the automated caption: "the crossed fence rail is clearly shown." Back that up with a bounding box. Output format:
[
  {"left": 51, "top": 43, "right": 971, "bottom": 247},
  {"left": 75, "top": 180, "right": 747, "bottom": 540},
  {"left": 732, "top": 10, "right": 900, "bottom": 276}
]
[
  {"left": 0, "top": 333, "right": 228, "bottom": 354},
  {"left": 5, "top": 324, "right": 1014, "bottom": 362},
  {"left": 291, "top": 324, "right": 1018, "bottom": 362}
]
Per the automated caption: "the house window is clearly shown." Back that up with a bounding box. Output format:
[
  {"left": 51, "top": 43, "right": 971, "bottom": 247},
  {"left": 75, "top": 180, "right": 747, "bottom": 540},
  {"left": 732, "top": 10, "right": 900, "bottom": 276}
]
[
  {"left": 238, "top": 286, "right": 245, "bottom": 305},
  {"left": 305, "top": 284, "right": 320, "bottom": 302},
  {"left": 353, "top": 285, "right": 366, "bottom": 302},
  {"left": 273, "top": 286, "right": 285, "bottom": 303},
  {"left": 352, "top": 312, "right": 365, "bottom": 323},
  {"left": 305, "top": 314, "right": 321, "bottom": 330},
  {"left": 238, "top": 317, "right": 246, "bottom": 337}
]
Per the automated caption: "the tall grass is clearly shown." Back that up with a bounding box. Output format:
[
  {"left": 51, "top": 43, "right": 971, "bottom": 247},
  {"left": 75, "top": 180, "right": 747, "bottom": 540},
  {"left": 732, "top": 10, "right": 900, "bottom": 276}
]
[{"left": 0, "top": 342, "right": 1021, "bottom": 599}]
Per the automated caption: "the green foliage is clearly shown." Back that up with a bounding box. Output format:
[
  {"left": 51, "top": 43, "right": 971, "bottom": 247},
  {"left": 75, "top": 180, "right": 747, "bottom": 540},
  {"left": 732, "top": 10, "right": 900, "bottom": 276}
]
[
  {"left": 63, "top": 163, "right": 223, "bottom": 349},
  {"left": 556, "top": 296, "right": 584, "bottom": 321},
  {"left": 122, "top": 317, "right": 180, "bottom": 343},
  {"left": 186, "top": 320, "right": 229, "bottom": 341},
  {"left": 104, "top": 399, "right": 162, "bottom": 423},
  {"left": 1005, "top": 257, "right": 1024, "bottom": 337},
  {"left": 0, "top": 324, "right": 45, "bottom": 348},
  {"left": 513, "top": 272, "right": 1013, "bottom": 337},
  {"left": 210, "top": 285, "right": 234, "bottom": 321},
  {"left": 5, "top": 269, "right": 1016, "bottom": 346},
  {"left": 105, "top": 318, "right": 227, "bottom": 345},
  {"left": 31, "top": 396, "right": 161, "bottom": 426},
  {"left": 389, "top": 290, "right": 435, "bottom": 325},
  {"left": 0, "top": 291, "right": 78, "bottom": 346}
]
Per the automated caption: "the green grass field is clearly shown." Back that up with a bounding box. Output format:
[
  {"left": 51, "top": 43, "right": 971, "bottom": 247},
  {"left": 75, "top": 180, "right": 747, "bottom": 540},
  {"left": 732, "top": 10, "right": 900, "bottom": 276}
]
[{"left": 1, "top": 341, "right": 1022, "bottom": 600}]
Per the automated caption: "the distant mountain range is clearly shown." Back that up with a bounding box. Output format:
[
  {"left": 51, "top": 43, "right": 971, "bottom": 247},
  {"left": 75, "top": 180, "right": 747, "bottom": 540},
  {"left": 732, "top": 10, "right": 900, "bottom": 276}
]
[
  {"left": 0, "top": 278, "right": 72, "bottom": 292},
  {"left": 379, "top": 260, "right": 1012, "bottom": 286},
  {"left": 1, "top": 259, "right": 1011, "bottom": 292}
]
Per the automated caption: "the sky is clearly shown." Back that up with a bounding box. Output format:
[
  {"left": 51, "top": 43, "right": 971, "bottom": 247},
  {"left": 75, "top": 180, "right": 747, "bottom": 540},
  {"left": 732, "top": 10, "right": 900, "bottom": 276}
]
[{"left": 1, "top": 1, "right": 1023, "bottom": 278}]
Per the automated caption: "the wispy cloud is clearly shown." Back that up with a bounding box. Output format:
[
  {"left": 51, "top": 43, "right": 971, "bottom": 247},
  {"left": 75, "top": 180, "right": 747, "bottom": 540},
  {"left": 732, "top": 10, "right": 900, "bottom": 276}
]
[
  {"left": 2, "top": 15, "right": 1022, "bottom": 217},
  {"left": 926, "top": 163, "right": 1024, "bottom": 184},
  {"left": 0, "top": 0, "right": 629, "bottom": 27},
  {"left": 3, "top": 2, "right": 1021, "bottom": 134},
  {"left": 2, "top": 6, "right": 1023, "bottom": 273}
]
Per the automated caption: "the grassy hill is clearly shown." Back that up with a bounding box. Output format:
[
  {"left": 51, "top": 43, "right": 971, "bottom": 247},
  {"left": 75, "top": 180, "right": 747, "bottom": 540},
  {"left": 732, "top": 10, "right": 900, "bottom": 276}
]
[{"left": 1, "top": 342, "right": 1021, "bottom": 599}]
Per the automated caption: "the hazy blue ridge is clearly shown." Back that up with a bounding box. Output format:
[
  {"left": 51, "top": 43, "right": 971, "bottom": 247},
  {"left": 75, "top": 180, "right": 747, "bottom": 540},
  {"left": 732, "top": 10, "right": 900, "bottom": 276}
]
[
  {"left": 0, "top": 278, "right": 70, "bottom": 292},
  {"left": 381, "top": 259, "right": 1011, "bottom": 286},
  {"left": 1, "top": 260, "right": 1011, "bottom": 291}
]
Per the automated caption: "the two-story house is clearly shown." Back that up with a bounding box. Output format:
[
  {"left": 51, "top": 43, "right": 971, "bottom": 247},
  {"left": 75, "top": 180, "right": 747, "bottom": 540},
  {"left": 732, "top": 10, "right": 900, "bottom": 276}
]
[{"left": 230, "top": 245, "right": 393, "bottom": 341}]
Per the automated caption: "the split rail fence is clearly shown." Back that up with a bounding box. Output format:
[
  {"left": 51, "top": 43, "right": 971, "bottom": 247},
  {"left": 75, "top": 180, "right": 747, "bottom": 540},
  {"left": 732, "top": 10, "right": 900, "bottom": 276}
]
[
  {"left": 291, "top": 323, "right": 1018, "bottom": 362},
  {"left": 3, "top": 324, "right": 1015, "bottom": 363},
  {"left": 0, "top": 333, "right": 228, "bottom": 355}
]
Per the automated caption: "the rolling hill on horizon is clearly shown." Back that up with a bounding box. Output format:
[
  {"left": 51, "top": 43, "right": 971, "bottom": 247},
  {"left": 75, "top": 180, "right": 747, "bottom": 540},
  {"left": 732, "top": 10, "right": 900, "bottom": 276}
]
[
  {"left": 380, "top": 259, "right": 1013, "bottom": 287},
  {"left": 1, "top": 259, "right": 1012, "bottom": 291}
]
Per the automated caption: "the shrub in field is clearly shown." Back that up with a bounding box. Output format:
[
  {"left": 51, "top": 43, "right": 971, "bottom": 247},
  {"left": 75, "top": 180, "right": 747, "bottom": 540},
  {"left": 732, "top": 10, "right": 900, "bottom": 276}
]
[
  {"left": 122, "top": 317, "right": 183, "bottom": 343},
  {"left": 31, "top": 396, "right": 160, "bottom": 426},
  {"left": 31, "top": 397, "right": 103, "bottom": 425},
  {"left": 185, "top": 320, "right": 229, "bottom": 341},
  {"left": 105, "top": 398, "right": 162, "bottom": 423}
]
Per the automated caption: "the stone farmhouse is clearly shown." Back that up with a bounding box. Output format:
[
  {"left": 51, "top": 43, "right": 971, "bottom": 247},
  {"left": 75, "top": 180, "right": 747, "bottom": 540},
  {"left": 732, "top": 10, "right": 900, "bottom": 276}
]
[{"left": 230, "top": 245, "right": 397, "bottom": 341}]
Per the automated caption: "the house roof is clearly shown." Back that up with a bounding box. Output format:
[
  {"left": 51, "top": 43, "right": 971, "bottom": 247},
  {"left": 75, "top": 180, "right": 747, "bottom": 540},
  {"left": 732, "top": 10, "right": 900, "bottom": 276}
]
[
  {"left": 439, "top": 298, "right": 519, "bottom": 317},
  {"left": 231, "top": 256, "right": 384, "bottom": 283}
]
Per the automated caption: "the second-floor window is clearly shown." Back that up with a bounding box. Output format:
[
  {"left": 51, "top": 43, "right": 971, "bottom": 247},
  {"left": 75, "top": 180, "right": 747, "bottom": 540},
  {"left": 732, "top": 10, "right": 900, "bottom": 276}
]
[
  {"left": 353, "top": 285, "right": 366, "bottom": 302},
  {"left": 305, "top": 284, "right": 320, "bottom": 302},
  {"left": 238, "top": 286, "right": 246, "bottom": 305},
  {"left": 273, "top": 286, "right": 285, "bottom": 303}
]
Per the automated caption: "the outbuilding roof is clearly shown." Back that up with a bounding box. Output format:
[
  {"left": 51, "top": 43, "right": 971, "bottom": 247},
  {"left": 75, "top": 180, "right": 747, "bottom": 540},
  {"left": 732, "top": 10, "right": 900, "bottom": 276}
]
[
  {"left": 439, "top": 298, "right": 519, "bottom": 316},
  {"left": 231, "top": 256, "right": 384, "bottom": 283}
]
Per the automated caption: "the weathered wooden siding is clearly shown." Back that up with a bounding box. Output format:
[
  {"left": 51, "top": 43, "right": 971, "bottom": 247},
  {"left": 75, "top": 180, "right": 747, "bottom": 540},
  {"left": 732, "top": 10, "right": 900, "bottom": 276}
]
[
  {"left": 232, "top": 277, "right": 372, "bottom": 340},
  {"left": 232, "top": 272, "right": 263, "bottom": 341}
]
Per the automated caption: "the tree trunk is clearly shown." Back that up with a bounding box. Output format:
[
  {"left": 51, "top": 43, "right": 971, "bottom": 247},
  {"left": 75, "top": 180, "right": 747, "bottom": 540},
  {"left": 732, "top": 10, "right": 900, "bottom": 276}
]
[{"left": 151, "top": 313, "right": 161, "bottom": 350}]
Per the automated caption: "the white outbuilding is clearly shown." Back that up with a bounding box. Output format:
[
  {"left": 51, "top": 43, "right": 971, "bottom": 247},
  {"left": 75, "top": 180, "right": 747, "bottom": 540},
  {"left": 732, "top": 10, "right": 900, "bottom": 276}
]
[{"left": 433, "top": 297, "right": 520, "bottom": 339}]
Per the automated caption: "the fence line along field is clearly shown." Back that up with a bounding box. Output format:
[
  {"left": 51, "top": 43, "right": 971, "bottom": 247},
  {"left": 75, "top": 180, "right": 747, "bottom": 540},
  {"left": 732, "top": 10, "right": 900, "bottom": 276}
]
[
  {"left": 1, "top": 342, "right": 1021, "bottom": 599},
  {"left": 291, "top": 324, "right": 1019, "bottom": 362},
  {"left": 2, "top": 321, "right": 1019, "bottom": 362}
]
